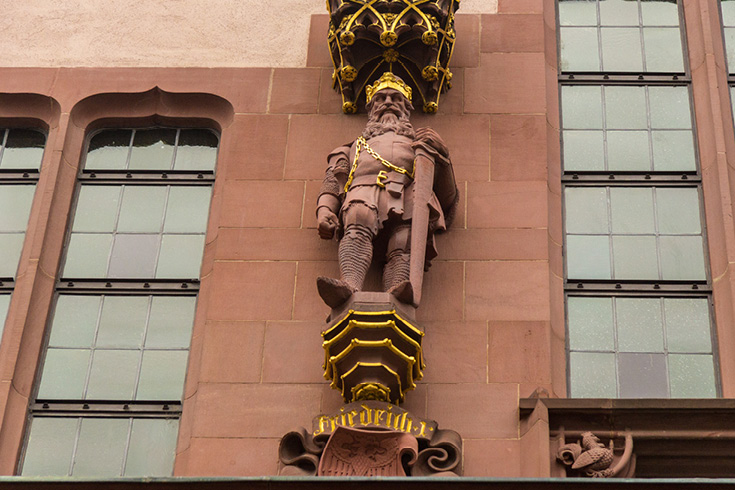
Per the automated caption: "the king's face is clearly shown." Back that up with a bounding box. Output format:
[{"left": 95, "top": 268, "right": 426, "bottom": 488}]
[{"left": 370, "top": 89, "right": 410, "bottom": 119}]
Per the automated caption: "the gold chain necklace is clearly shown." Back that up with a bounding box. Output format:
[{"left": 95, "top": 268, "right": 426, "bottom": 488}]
[{"left": 344, "top": 136, "right": 416, "bottom": 192}]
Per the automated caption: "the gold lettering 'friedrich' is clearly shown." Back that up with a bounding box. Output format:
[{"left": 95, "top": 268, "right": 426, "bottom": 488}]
[{"left": 314, "top": 405, "right": 434, "bottom": 436}]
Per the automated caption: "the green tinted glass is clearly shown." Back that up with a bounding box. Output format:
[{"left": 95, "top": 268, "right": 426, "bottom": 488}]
[
  {"left": 136, "top": 350, "right": 189, "bottom": 400},
  {"left": 96, "top": 296, "right": 149, "bottom": 348},
  {"left": 566, "top": 235, "right": 612, "bottom": 279},
  {"left": 665, "top": 298, "right": 712, "bottom": 353},
  {"left": 146, "top": 296, "right": 196, "bottom": 349},
  {"left": 72, "top": 418, "right": 129, "bottom": 476},
  {"left": 0, "top": 185, "right": 35, "bottom": 231},
  {"left": 37, "top": 349, "right": 91, "bottom": 399},
  {"left": 174, "top": 130, "right": 218, "bottom": 171},
  {"left": 86, "top": 349, "right": 140, "bottom": 400},
  {"left": 615, "top": 298, "right": 664, "bottom": 352},
  {"left": 562, "top": 86, "right": 603, "bottom": 129},
  {"left": 1, "top": 130, "right": 45, "bottom": 170},
  {"left": 124, "top": 419, "right": 178, "bottom": 476},
  {"left": 601, "top": 28, "right": 643, "bottom": 71},
  {"left": 21, "top": 418, "right": 77, "bottom": 476},
  {"left": 63, "top": 233, "right": 113, "bottom": 278},
  {"left": 129, "top": 129, "right": 176, "bottom": 170},
  {"left": 570, "top": 352, "right": 617, "bottom": 397},
  {"left": 85, "top": 130, "right": 131, "bottom": 170},
  {"left": 163, "top": 187, "right": 212, "bottom": 233},
  {"left": 669, "top": 354, "right": 717, "bottom": 398},
  {"left": 560, "top": 27, "right": 601, "bottom": 71},
  {"left": 156, "top": 234, "right": 205, "bottom": 279},
  {"left": 610, "top": 187, "right": 655, "bottom": 234},
  {"left": 612, "top": 235, "right": 658, "bottom": 279},
  {"left": 565, "top": 187, "right": 609, "bottom": 234},
  {"left": 0, "top": 233, "right": 25, "bottom": 277},
  {"left": 117, "top": 186, "right": 167, "bottom": 233},
  {"left": 567, "top": 297, "right": 615, "bottom": 351},
  {"left": 0, "top": 295, "right": 9, "bottom": 331},
  {"left": 563, "top": 130, "right": 605, "bottom": 171},
  {"left": 48, "top": 295, "right": 101, "bottom": 348},
  {"left": 72, "top": 186, "right": 121, "bottom": 233}
]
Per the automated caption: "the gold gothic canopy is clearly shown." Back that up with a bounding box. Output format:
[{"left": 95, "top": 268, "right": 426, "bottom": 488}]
[{"left": 327, "top": 0, "right": 460, "bottom": 114}]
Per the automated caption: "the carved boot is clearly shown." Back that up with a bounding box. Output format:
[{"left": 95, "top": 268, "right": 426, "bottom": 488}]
[
  {"left": 384, "top": 251, "right": 413, "bottom": 305},
  {"left": 317, "top": 225, "right": 374, "bottom": 308},
  {"left": 317, "top": 276, "right": 356, "bottom": 309}
]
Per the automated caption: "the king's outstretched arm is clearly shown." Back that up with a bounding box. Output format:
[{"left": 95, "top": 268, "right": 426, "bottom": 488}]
[{"left": 316, "top": 144, "right": 351, "bottom": 240}]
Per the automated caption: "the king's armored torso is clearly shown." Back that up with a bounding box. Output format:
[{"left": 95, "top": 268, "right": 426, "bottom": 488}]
[{"left": 347, "top": 132, "right": 415, "bottom": 188}]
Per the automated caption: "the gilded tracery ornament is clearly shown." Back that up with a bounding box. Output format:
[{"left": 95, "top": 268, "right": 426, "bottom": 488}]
[{"left": 326, "top": 0, "right": 460, "bottom": 113}]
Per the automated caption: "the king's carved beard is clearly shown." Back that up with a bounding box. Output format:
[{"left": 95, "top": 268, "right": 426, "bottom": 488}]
[{"left": 362, "top": 109, "right": 416, "bottom": 139}]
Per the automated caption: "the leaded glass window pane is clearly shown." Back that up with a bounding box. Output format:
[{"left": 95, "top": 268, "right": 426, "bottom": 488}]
[
  {"left": 569, "top": 352, "right": 617, "bottom": 397},
  {"left": 0, "top": 294, "right": 9, "bottom": 333},
  {"left": 561, "top": 85, "right": 695, "bottom": 172},
  {"left": 559, "top": 0, "right": 685, "bottom": 73},
  {"left": 567, "top": 296, "right": 717, "bottom": 398},
  {"left": 83, "top": 128, "right": 217, "bottom": 172},
  {"left": 0, "top": 185, "right": 37, "bottom": 278},
  {"left": 565, "top": 187, "right": 706, "bottom": 281},
  {"left": 37, "top": 295, "right": 196, "bottom": 401},
  {"left": 22, "top": 418, "right": 180, "bottom": 477},
  {"left": 0, "top": 129, "right": 45, "bottom": 170},
  {"left": 64, "top": 185, "right": 210, "bottom": 279}
]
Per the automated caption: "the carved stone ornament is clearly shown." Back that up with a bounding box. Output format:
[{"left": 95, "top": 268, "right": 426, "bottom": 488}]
[
  {"left": 556, "top": 431, "right": 636, "bottom": 478},
  {"left": 278, "top": 401, "right": 463, "bottom": 477},
  {"left": 327, "top": 0, "right": 460, "bottom": 113},
  {"left": 321, "top": 297, "right": 424, "bottom": 405}
]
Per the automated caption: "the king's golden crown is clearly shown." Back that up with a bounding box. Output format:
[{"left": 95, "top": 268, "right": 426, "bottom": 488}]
[{"left": 365, "top": 72, "right": 413, "bottom": 104}]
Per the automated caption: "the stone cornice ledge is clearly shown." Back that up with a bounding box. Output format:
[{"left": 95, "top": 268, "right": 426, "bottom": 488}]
[{"left": 520, "top": 398, "right": 735, "bottom": 432}]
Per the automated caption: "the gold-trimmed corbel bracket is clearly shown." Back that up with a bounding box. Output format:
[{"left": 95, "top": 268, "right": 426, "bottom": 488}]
[
  {"left": 326, "top": 0, "right": 460, "bottom": 114},
  {"left": 322, "top": 309, "right": 424, "bottom": 405}
]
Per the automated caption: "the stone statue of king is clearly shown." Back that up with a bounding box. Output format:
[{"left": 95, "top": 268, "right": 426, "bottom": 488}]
[{"left": 316, "top": 72, "right": 458, "bottom": 309}]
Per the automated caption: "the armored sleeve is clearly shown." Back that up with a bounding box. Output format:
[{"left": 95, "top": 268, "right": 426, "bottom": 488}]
[{"left": 317, "top": 143, "right": 352, "bottom": 214}]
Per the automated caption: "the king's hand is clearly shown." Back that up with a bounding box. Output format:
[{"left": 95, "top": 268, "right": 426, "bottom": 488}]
[{"left": 317, "top": 208, "right": 339, "bottom": 240}]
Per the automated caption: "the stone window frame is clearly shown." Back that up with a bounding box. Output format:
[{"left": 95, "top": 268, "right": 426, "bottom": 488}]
[
  {"left": 18, "top": 126, "right": 219, "bottom": 477},
  {"left": 557, "top": 0, "right": 721, "bottom": 398}
]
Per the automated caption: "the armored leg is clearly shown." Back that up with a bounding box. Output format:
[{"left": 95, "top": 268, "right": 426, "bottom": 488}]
[
  {"left": 383, "top": 224, "right": 410, "bottom": 291},
  {"left": 317, "top": 202, "right": 378, "bottom": 308},
  {"left": 339, "top": 224, "right": 375, "bottom": 291},
  {"left": 383, "top": 224, "right": 413, "bottom": 304}
]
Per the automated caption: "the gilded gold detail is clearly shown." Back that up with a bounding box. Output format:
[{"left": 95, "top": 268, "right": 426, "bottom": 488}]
[
  {"left": 351, "top": 382, "right": 391, "bottom": 402},
  {"left": 421, "top": 30, "right": 438, "bottom": 45},
  {"left": 423, "top": 102, "right": 438, "bottom": 114},
  {"left": 422, "top": 66, "right": 439, "bottom": 81},
  {"left": 327, "top": 0, "right": 459, "bottom": 113},
  {"left": 344, "top": 134, "right": 415, "bottom": 192},
  {"left": 380, "top": 31, "right": 398, "bottom": 47},
  {"left": 342, "top": 101, "right": 358, "bottom": 114},
  {"left": 365, "top": 72, "right": 413, "bottom": 104},
  {"left": 341, "top": 65, "right": 358, "bottom": 82},
  {"left": 340, "top": 30, "right": 355, "bottom": 46},
  {"left": 322, "top": 319, "right": 425, "bottom": 373},
  {"left": 383, "top": 49, "right": 400, "bottom": 63}
]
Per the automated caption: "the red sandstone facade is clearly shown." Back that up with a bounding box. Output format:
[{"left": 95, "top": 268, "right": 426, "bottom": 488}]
[{"left": 0, "top": 0, "right": 734, "bottom": 479}]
